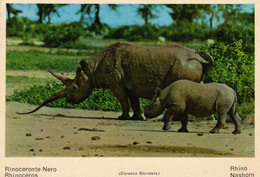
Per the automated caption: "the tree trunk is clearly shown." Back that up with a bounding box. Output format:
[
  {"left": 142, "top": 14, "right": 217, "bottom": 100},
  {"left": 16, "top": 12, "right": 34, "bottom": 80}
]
[{"left": 6, "top": 4, "right": 11, "bottom": 24}]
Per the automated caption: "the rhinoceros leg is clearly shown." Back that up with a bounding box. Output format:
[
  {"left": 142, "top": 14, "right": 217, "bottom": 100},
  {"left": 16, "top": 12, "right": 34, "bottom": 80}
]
[
  {"left": 110, "top": 83, "right": 131, "bottom": 120},
  {"left": 177, "top": 114, "right": 189, "bottom": 132},
  {"left": 229, "top": 112, "right": 242, "bottom": 134},
  {"left": 227, "top": 100, "right": 242, "bottom": 134},
  {"left": 129, "top": 95, "right": 145, "bottom": 120},
  {"left": 209, "top": 113, "right": 227, "bottom": 133},
  {"left": 163, "top": 105, "right": 185, "bottom": 131},
  {"left": 162, "top": 112, "right": 172, "bottom": 130}
]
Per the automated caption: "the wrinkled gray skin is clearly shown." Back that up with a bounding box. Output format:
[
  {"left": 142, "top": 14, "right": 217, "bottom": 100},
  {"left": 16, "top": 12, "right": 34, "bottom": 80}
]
[
  {"left": 144, "top": 80, "right": 241, "bottom": 134},
  {"left": 18, "top": 42, "right": 213, "bottom": 120}
]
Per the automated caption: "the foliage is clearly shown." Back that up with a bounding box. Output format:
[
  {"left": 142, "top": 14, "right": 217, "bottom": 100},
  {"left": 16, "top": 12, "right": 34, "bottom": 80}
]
[
  {"left": 163, "top": 21, "right": 211, "bottom": 42},
  {"left": 43, "top": 22, "right": 83, "bottom": 47},
  {"left": 166, "top": 4, "right": 211, "bottom": 24},
  {"left": 137, "top": 4, "right": 158, "bottom": 25},
  {"left": 201, "top": 40, "right": 254, "bottom": 103},
  {"left": 105, "top": 24, "right": 159, "bottom": 41},
  {"left": 237, "top": 102, "right": 255, "bottom": 120},
  {"left": 213, "top": 23, "right": 254, "bottom": 54},
  {"left": 6, "top": 17, "right": 35, "bottom": 38},
  {"left": 6, "top": 4, "right": 22, "bottom": 24},
  {"left": 76, "top": 4, "right": 119, "bottom": 34},
  {"left": 6, "top": 82, "right": 150, "bottom": 112},
  {"left": 105, "top": 21, "right": 212, "bottom": 42},
  {"left": 36, "top": 4, "right": 66, "bottom": 24}
]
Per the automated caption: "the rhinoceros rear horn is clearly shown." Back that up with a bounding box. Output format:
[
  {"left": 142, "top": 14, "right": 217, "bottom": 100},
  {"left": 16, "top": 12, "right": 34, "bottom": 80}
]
[
  {"left": 48, "top": 70, "right": 73, "bottom": 87},
  {"left": 16, "top": 90, "right": 67, "bottom": 115},
  {"left": 195, "top": 51, "right": 214, "bottom": 66}
]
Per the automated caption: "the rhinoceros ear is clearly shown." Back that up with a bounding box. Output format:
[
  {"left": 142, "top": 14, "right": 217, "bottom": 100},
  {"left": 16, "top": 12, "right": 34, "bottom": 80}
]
[
  {"left": 155, "top": 87, "right": 162, "bottom": 97},
  {"left": 80, "top": 60, "right": 92, "bottom": 76}
]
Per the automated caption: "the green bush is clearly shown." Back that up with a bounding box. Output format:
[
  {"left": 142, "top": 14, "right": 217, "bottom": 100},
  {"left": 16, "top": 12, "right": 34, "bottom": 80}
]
[
  {"left": 43, "top": 22, "right": 83, "bottom": 47},
  {"left": 201, "top": 40, "right": 254, "bottom": 103},
  {"left": 105, "top": 24, "right": 159, "bottom": 41},
  {"left": 6, "top": 17, "right": 36, "bottom": 41},
  {"left": 167, "top": 21, "right": 210, "bottom": 42},
  {"left": 237, "top": 102, "right": 255, "bottom": 120},
  {"left": 7, "top": 82, "right": 150, "bottom": 112},
  {"left": 105, "top": 22, "right": 211, "bottom": 42},
  {"left": 214, "top": 23, "right": 254, "bottom": 54}
]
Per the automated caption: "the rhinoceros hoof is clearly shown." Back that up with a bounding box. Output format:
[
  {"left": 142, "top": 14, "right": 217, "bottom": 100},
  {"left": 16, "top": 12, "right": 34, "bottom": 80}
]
[
  {"left": 177, "top": 128, "right": 189, "bottom": 132},
  {"left": 131, "top": 115, "right": 145, "bottom": 121},
  {"left": 209, "top": 128, "right": 220, "bottom": 134},
  {"left": 162, "top": 125, "right": 171, "bottom": 130},
  {"left": 118, "top": 115, "right": 131, "bottom": 120},
  {"left": 232, "top": 129, "right": 241, "bottom": 135}
]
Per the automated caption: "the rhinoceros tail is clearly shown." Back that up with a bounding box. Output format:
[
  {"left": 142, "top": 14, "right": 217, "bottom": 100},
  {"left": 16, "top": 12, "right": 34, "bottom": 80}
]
[{"left": 232, "top": 90, "right": 238, "bottom": 115}]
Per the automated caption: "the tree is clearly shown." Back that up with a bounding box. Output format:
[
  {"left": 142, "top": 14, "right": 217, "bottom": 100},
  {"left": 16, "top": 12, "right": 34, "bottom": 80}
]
[
  {"left": 198, "top": 4, "right": 220, "bottom": 30},
  {"left": 6, "top": 4, "right": 22, "bottom": 24},
  {"left": 37, "top": 4, "right": 66, "bottom": 24},
  {"left": 76, "top": 4, "right": 119, "bottom": 33},
  {"left": 137, "top": 4, "right": 158, "bottom": 25},
  {"left": 166, "top": 4, "right": 203, "bottom": 24},
  {"left": 220, "top": 4, "right": 242, "bottom": 25}
]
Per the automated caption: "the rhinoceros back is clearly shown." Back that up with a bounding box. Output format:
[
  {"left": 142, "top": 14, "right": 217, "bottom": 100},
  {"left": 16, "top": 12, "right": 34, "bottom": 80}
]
[{"left": 93, "top": 42, "right": 204, "bottom": 99}]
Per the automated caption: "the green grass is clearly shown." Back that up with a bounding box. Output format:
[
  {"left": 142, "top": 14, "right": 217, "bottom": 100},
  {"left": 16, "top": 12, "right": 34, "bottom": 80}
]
[{"left": 6, "top": 50, "right": 95, "bottom": 72}]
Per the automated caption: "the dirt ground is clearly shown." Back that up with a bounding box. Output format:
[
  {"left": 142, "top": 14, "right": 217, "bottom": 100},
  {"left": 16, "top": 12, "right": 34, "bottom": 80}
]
[{"left": 6, "top": 102, "right": 254, "bottom": 157}]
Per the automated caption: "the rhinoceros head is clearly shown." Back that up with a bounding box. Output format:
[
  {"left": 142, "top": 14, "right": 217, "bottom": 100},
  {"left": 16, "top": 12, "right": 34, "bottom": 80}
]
[
  {"left": 61, "top": 65, "right": 93, "bottom": 104},
  {"left": 17, "top": 64, "right": 93, "bottom": 115},
  {"left": 144, "top": 87, "right": 164, "bottom": 119}
]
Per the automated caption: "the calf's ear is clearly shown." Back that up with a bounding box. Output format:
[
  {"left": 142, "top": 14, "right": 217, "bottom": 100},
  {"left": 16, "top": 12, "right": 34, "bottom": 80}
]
[{"left": 155, "top": 87, "right": 162, "bottom": 97}]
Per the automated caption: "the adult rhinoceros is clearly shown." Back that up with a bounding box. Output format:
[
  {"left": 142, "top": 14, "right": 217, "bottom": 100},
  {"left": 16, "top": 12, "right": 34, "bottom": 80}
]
[{"left": 18, "top": 42, "right": 214, "bottom": 120}]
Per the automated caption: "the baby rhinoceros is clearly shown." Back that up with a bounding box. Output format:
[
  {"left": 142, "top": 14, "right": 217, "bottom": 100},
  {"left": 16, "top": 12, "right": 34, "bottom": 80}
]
[{"left": 144, "top": 80, "right": 242, "bottom": 134}]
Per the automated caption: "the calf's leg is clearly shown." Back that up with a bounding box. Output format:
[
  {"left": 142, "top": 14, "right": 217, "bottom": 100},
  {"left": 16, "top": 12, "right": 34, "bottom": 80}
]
[
  {"left": 209, "top": 113, "right": 226, "bottom": 133},
  {"left": 229, "top": 112, "right": 242, "bottom": 134},
  {"left": 163, "top": 105, "right": 185, "bottom": 131}
]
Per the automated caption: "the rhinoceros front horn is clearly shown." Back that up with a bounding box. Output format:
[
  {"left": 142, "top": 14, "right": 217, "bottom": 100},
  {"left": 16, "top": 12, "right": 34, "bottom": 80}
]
[
  {"left": 16, "top": 89, "right": 67, "bottom": 115},
  {"left": 48, "top": 70, "right": 73, "bottom": 87}
]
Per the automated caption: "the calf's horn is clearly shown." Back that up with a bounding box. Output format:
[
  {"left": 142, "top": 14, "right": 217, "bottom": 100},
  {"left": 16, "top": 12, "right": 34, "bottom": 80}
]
[
  {"left": 48, "top": 70, "right": 73, "bottom": 87},
  {"left": 16, "top": 90, "right": 67, "bottom": 115}
]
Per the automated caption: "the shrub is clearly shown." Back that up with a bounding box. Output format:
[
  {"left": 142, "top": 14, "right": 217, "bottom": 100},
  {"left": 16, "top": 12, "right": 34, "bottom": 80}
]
[
  {"left": 6, "top": 17, "right": 36, "bottom": 42},
  {"left": 105, "top": 24, "right": 159, "bottom": 41},
  {"left": 6, "top": 82, "right": 150, "bottom": 112},
  {"left": 167, "top": 21, "right": 210, "bottom": 42},
  {"left": 214, "top": 23, "right": 254, "bottom": 54},
  {"left": 237, "top": 102, "right": 255, "bottom": 120},
  {"left": 43, "top": 22, "right": 83, "bottom": 47},
  {"left": 201, "top": 40, "right": 254, "bottom": 103}
]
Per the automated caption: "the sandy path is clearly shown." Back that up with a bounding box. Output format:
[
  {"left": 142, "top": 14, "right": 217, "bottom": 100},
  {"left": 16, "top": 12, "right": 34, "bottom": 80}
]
[
  {"left": 6, "top": 102, "right": 254, "bottom": 157},
  {"left": 6, "top": 70, "right": 75, "bottom": 79}
]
